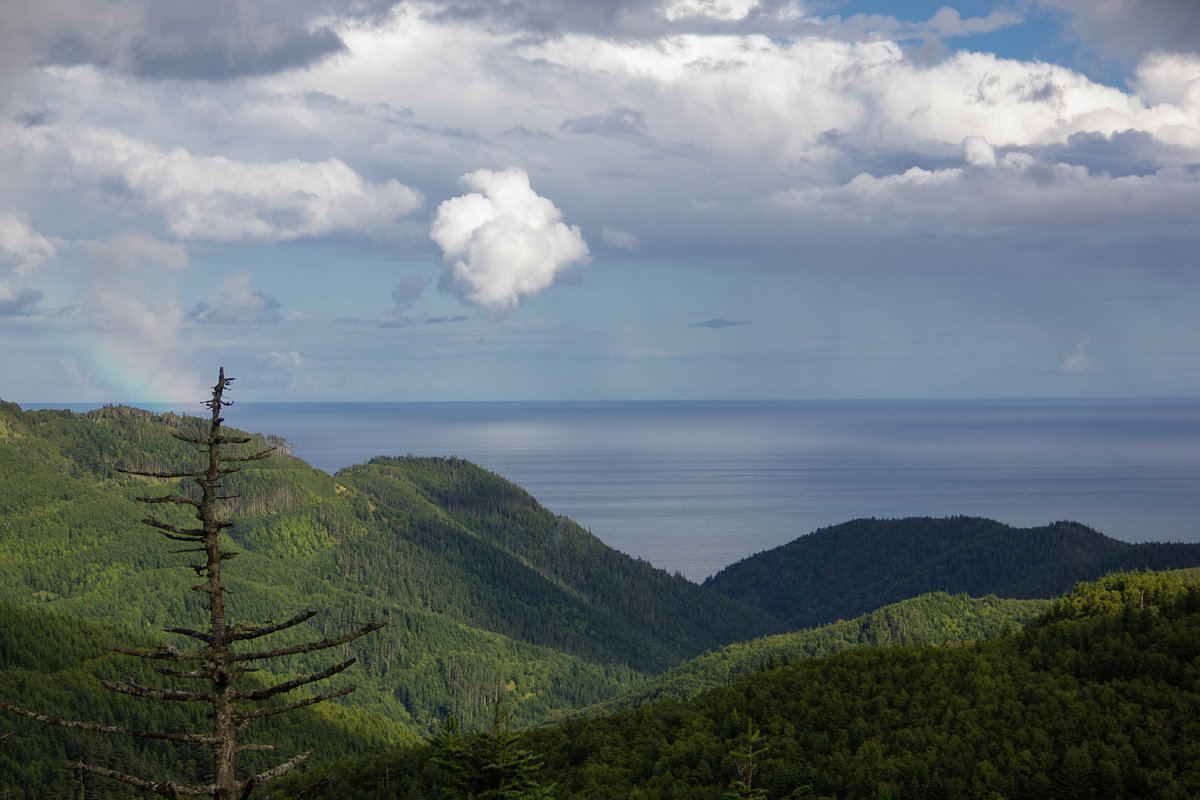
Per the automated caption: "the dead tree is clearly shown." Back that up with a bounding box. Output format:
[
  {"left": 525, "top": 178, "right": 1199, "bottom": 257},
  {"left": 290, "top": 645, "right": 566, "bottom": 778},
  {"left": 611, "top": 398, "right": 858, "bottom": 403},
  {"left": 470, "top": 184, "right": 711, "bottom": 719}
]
[{"left": 0, "top": 368, "right": 385, "bottom": 799}]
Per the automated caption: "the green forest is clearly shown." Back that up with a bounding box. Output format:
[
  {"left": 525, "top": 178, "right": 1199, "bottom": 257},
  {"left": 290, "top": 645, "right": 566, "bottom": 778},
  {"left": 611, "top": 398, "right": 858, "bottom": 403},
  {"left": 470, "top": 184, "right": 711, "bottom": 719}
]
[{"left": 3, "top": 398, "right": 1200, "bottom": 798}]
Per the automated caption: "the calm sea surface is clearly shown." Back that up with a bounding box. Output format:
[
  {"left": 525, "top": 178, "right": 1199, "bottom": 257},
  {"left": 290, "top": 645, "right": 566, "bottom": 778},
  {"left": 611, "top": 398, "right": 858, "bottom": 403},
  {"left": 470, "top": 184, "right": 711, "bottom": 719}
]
[{"left": 40, "top": 399, "right": 1200, "bottom": 581}]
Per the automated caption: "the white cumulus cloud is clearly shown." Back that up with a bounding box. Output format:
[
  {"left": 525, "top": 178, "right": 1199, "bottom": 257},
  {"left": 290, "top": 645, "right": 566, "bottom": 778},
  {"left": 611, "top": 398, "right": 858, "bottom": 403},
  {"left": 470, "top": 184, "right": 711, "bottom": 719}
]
[
  {"left": 22, "top": 126, "right": 423, "bottom": 243},
  {"left": 663, "top": 0, "right": 761, "bottom": 22},
  {"left": 430, "top": 167, "right": 590, "bottom": 312}
]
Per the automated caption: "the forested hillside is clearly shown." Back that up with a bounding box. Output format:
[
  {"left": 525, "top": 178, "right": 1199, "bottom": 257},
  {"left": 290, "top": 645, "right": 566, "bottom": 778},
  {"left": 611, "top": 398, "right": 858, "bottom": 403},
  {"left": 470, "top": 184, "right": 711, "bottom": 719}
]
[
  {"left": 704, "top": 516, "right": 1200, "bottom": 627},
  {"left": 8, "top": 398, "right": 1200, "bottom": 797},
  {"left": 589, "top": 592, "right": 1049, "bottom": 714},
  {"left": 272, "top": 570, "right": 1200, "bottom": 799},
  {"left": 0, "top": 400, "right": 777, "bottom": 741},
  {"left": 333, "top": 455, "right": 785, "bottom": 670},
  {"left": 0, "top": 602, "right": 409, "bottom": 800}
]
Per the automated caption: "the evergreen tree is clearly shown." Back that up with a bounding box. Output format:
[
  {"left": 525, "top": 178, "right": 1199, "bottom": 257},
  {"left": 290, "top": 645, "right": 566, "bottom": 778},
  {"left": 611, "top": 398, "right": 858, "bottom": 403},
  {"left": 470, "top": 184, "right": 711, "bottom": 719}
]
[
  {"left": 0, "top": 369, "right": 385, "bottom": 799},
  {"left": 430, "top": 696, "right": 554, "bottom": 799},
  {"left": 725, "top": 720, "right": 768, "bottom": 800}
]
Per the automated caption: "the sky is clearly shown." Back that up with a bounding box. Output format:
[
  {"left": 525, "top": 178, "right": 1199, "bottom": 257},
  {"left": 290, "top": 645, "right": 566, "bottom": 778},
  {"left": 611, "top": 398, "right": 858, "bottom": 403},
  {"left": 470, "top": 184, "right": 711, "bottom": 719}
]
[{"left": 1, "top": 0, "right": 1199, "bottom": 402}]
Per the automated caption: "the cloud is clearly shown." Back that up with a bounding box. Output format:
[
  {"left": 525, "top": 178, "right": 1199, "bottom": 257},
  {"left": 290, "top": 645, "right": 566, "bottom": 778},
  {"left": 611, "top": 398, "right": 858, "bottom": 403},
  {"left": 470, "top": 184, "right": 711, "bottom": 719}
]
[
  {"left": 391, "top": 271, "right": 427, "bottom": 311},
  {"left": 663, "top": 0, "right": 760, "bottom": 23},
  {"left": 962, "top": 136, "right": 996, "bottom": 167},
  {"left": 1037, "top": 0, "right": 1200, "bottom": 60},
  {"left": 0, "top": 211, "right": 56, "bottom": 276},
  {"left": 0, "top": 281, "right": 43, "bottom": 316},
  {"left": 258, "top": 350, "right": 307, "bottom": 371},
  {"left": 1058, "top": 337, "right": 1095, "bottom": 374},
  {"left": 22, "top": 127, "right": 423, "bottom": 243},
  {"left": 89, "top": 232, "right": 189, "bottom": 272},
  {"left": 1133, "top": 51, "right": 1200, "bottom": 109},
  {"left": 770, "top": 137, "right": 1200, "bottom": 239},
  {"left": 188, "top": 273, "right": 282, "bottom": 325},
  {"left": 84, "top": 233, "right": 204, "bottom": 401},
  {"left": 561, "top": 107, "right": 650, "bottom": 142},
  {"left": 430, "top": 167, "right": 590, "bottom": 312},
  {"left": 423, "top": 0, "right": 1017, "bottom": 42},
  {"left": 689, "top": 318, "right": 748, "bottom": 328},
  {"left": 602, "top": 226, "right": 640, "bottom": 250},
  {"left": 4, "top": 0, "right": 351, "bottom": 83}
]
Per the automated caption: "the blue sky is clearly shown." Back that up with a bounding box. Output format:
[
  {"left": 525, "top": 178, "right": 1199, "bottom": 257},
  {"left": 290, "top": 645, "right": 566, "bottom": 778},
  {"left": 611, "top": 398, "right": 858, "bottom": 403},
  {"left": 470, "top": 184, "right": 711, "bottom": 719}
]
[{"left": 1, "top": 0, "right": 1199, "bottom": 402}]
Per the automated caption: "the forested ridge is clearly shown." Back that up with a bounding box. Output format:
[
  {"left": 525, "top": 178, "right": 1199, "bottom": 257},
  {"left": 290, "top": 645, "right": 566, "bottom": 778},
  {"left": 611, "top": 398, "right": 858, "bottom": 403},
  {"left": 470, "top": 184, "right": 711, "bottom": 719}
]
[
  {"left": 271, "top": 570, "right": 1200, "bottom": 800},
  {"left": 5, "top": 399, "right": 1200, "bottom": 797},
  {"left": 0, "top": 400, "right": 776, "bottom": 751},
  {"left": 705, "top": 516, "right": 1200, "bottom": 628},
  {"left": 585, "top": 592, "right": 1049, "bottom": 715}
]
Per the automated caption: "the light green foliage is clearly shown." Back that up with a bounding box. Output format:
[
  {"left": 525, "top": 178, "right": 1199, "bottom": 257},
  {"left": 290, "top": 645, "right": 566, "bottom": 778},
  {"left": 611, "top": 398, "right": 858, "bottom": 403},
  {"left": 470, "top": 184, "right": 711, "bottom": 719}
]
[
  {"left": 0, "top": 399, "right": 771, "bottom": 784},
  {"left": 1043, "top": 569, "right": 1200, "bottom": 623},
  {"left": 590, "top": 592, "right": 1049, "bottom": 713}
]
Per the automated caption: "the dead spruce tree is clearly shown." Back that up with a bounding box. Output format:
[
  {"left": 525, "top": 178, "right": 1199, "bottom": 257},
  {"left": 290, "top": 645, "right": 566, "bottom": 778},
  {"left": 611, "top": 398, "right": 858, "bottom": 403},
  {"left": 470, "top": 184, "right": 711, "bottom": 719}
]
[{"left": 0, "top": 368, "right": 385, "bottom": 799}]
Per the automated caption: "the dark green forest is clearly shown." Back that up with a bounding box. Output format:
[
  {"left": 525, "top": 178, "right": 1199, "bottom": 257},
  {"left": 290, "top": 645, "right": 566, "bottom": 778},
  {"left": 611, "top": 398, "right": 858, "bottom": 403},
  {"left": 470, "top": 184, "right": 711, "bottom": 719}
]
[
  {"left": 704, "top": 516, "right": 1200, "bottom": 628},
  {"left": 4, "top": 398, "right": 1200, "bottom": 797},
  {"left": 270, "top": 571, "right": 1200, "bottom": 800}
]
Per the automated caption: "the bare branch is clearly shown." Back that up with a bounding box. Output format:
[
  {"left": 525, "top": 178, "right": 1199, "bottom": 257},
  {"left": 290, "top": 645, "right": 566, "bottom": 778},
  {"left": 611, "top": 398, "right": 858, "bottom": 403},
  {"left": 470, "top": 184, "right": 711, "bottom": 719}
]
[
  {"left": 164, "top": 627, "right": 213, "bottom": 644},
  {"left": 116, "top": 466, "right": 208, "bottom": 479},
  {"left": 137, "top": 495, "right": 204, "bottom": 509},
  {"left": 233, "top": 621, "right": 387, "bottom": 662},
  {"left": 237, "top": 750, "right": 314, "bottom": 799},
  {"left": 66, "top": 760, "right": 214, "bottom": 798},
  {"left": 220, "top": 451, "right": 273, "bottom": 463},
  {"left": 235, "top": 658, "right": 356, "bottom": 702},
  {"left": 159, "top": 532, "right": 208, "bottom": 544},
  {"left": 237, "top": 686, "right": 356, "bottom": 721},
  {"left": 100, "top": 679, "right": 211, "bottom": 703},
  {"left": 154, "top": 666, "right": 210, "bottom": 679},
  {"left": 141, "top": 519, "right": 208, "bottom": 539},
  {"left": 228, "top": 610, "right": 318, "bottom": 642},
  {"left": 105, "top": 644, "right": 203, "bottom": 662},
  {"left": 0, "top": 701, "right": 215, "bottom": 744},
  {"left": 173, "top": 432, "right": 253, "bottom": 446}
]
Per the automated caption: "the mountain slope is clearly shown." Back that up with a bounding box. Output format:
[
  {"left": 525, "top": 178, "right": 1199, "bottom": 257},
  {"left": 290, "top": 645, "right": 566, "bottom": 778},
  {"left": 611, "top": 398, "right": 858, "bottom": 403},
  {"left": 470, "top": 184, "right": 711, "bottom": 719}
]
[
  {"left": 272, "top": 570, "right": 1200, "bottom": 800},
  {"left": 703, "top": 516, "right": 1200, "bottom": 628},
  {"left": 336, "top": 456, "right": 785, "bottom": 669},
  {"left": 589, "top": 591, "right": 1049, "bottom": 713},
  {"left": 0, "top": 601, "right": 411, "bottom": 799},
  {"left": 0, "top": 400, "right": 778, "bottom": 736}
]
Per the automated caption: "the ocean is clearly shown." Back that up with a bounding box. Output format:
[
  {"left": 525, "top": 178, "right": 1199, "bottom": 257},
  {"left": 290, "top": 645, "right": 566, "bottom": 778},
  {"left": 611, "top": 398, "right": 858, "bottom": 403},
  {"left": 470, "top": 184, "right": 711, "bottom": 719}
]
[{"left": 35, "top": 399, "right": 1200, "bottom": 581}]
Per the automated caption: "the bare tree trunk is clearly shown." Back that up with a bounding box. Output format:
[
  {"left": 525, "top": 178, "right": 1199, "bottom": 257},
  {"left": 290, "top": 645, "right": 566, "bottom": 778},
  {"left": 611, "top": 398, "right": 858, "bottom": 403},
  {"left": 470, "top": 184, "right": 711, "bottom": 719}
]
[{"left": 1, "top": 368, "right": 386, "bottom": 799}]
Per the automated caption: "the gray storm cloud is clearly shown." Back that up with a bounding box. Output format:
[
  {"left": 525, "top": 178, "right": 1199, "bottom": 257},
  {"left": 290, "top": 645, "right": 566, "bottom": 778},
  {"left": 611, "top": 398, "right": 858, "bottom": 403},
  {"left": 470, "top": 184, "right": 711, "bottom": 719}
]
[
  {"left": 430, "top": 168, "right": 590, "bottom": 313},
  {"left": 1037, "top": 0, "right": 1200, "bottom": 59}
]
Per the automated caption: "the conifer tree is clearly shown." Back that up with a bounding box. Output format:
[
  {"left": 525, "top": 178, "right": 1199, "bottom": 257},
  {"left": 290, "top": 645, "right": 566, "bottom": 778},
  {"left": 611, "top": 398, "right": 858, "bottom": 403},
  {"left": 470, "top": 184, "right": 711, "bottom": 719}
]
[
  {"left": 725, "top": 720, "right": 768, "bottom": 800},
  {"left": 430, "top": 695, "right": 555, "bottom": 800},
  {"left": 0, "top": 368, "right": 385, "bottom": 799}
]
